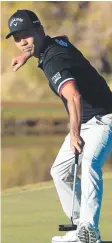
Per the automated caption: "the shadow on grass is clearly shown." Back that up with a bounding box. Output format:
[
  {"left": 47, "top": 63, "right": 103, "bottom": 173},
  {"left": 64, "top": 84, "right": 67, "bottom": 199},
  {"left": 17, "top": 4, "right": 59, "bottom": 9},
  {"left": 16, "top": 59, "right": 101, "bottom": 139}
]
[{"left": 102, "top": 241, "right": 112, "bottom": 243}]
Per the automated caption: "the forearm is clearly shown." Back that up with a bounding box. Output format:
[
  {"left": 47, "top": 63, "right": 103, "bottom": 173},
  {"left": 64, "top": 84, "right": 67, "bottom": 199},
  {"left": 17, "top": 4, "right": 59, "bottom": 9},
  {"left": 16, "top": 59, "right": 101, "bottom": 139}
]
[
  {"left": 22, "top": 51, "right": 32, "bottom": 62},
  {"left": 67, "top": 95, "right": 82, "bottom": 135},
  {"left": 61, "top": 81, "right": 83, "bottom": 153}
]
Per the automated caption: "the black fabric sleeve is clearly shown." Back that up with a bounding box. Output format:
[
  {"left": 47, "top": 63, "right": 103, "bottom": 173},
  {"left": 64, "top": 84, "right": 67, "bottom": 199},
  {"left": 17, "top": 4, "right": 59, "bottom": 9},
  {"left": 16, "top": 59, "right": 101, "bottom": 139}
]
[{"left": 43, "top": 55, "right": 76, "bottom": 95}]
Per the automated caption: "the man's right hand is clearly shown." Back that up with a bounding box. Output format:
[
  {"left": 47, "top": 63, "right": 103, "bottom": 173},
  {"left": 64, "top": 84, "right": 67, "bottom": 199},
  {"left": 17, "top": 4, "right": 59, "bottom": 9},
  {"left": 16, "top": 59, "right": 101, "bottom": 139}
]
[
  {"left": 11, "top": 52, "right": 31, "bottom": 72},
  {"left": 70, "top": 132, "right": 84, "bottom": 154}
]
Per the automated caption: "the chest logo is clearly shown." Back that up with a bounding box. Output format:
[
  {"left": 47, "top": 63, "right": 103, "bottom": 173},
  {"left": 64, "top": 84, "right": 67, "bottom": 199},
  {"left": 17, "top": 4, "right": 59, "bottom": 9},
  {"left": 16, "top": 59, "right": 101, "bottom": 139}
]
[
  {"left": 55, "top": 39, "right": 68, "bottom": 47},
  {"left": 52, "top": 72, "right": 61, "bottom": 84}
]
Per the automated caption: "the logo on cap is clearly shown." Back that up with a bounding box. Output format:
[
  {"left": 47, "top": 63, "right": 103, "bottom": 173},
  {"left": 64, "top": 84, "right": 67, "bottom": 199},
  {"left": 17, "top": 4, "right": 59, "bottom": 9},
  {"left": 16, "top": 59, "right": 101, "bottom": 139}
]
[
  {"left": 10, "top": 18, "right": 23, "bottom": 27},
  {"left": 13, "top": 23, "right": 18, "bottom": 26}
]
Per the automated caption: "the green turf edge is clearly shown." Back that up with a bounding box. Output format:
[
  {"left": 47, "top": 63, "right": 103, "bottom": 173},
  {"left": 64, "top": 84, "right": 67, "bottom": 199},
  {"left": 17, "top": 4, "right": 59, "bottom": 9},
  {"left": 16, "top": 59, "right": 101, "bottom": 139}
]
[
  {"left": 2, "top": 172, "right": 112, "bottom": 196},
  {"left": 2, "top": 180, "right": 54, "bottom": 195}
]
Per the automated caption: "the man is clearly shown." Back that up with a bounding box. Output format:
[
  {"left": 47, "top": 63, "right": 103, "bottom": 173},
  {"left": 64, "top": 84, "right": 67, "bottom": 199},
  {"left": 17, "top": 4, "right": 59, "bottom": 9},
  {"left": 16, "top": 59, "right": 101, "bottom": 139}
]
[{"left": 6, "top": 10, "right": 112, "bottom": 243}]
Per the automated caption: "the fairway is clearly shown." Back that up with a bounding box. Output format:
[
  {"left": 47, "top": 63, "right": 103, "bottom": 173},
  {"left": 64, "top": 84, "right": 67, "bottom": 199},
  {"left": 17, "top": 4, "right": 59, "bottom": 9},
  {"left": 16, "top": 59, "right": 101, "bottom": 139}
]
[{"left": 2, "top": 177, "right": 112, "bottom": 243}]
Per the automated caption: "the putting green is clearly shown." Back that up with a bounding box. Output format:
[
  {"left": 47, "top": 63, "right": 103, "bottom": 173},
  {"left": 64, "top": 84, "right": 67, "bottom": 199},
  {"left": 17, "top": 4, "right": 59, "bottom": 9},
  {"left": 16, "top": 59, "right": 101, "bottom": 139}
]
[{"left": 2, "top": 176, "right": 112, "bottom": 243}]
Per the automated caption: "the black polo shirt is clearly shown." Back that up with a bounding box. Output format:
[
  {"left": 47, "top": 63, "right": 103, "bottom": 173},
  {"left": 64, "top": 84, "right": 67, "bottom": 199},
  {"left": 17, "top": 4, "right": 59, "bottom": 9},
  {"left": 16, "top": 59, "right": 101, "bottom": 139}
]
[{"left": 38, "top": 35, "right": 112, "bottom": 123}]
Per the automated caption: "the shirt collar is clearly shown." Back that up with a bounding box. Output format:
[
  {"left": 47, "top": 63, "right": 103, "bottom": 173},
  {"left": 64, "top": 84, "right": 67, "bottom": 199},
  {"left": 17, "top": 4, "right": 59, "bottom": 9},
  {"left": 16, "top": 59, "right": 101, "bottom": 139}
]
[
  {"left": 39, "top": 35, "right": 52, "bottom": 55},
  {"left": 38, "top": 35, "right": 53, "bottom": 67}
]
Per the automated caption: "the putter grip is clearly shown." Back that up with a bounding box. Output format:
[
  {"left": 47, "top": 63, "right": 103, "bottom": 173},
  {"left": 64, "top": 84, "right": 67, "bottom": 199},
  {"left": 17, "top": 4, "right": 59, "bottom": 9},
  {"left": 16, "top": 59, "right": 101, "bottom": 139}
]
[{"left": 75, "top": 150, "right": 79, "bottom": 165}]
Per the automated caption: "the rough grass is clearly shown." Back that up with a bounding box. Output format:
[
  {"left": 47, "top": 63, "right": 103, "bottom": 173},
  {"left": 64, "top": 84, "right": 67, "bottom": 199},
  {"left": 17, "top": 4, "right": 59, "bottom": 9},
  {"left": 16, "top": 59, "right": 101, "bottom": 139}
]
[
  {"left": 2, "top": 135, "right": 112, "bottom": 189},
  {"left": 2, "top": 102, "right": 67, "bottom": 119},
  {"left": 1, "top": 135, "right": 65, "bottom": 189},
  {"left": 2, "top": 177, "right": 112, "bottom": 243}
]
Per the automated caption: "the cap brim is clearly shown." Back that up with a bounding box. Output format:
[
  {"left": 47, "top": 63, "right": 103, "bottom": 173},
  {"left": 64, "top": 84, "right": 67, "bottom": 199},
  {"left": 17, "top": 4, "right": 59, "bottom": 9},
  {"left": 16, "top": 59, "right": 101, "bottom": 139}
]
[
  {"left": 6, "top": 27, "right": 35, "bottom": 39},
  {"left": 6, "top": 29, "right": 30, "bottom": 39},
  {"left": 6, "top": 30, "right": 20, "bottom": 39}
]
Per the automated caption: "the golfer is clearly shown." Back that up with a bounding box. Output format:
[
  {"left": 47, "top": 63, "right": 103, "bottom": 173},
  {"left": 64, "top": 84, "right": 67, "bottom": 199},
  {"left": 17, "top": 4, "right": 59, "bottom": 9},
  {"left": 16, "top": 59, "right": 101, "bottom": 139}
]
[{"left": 6, "top": 10, "right": 112, "bottom": 243}]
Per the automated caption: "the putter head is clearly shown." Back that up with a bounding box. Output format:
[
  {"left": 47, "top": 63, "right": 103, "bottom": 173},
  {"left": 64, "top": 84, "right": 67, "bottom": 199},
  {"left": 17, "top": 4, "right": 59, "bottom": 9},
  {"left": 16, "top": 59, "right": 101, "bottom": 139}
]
[{"left": 59, "top": 224, "right": 77, "bottom": 231}]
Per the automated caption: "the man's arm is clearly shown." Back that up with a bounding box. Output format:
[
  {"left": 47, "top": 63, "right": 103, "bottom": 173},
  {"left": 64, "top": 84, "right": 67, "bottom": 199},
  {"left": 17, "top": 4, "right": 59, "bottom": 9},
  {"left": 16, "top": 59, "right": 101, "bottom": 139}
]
[
  {"left": 60, "top": 81, "right": 83, "bottom": 154},
  {"left": 11, "top": 51, "right": 32, "bottom": 72}
]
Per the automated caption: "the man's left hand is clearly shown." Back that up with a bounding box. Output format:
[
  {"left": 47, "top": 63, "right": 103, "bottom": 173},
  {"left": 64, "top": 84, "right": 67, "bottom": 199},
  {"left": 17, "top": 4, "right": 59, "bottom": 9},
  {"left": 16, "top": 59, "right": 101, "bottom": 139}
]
[{"left": 11, "top": 52, "right": 31, "bottom": 72}]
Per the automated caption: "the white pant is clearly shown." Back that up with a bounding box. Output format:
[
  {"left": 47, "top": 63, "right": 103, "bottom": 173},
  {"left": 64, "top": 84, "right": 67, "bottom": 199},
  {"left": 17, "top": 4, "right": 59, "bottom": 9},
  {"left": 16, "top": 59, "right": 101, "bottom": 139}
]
[{"left": 50, "top": 114, "right": 112, "bottom": 230}]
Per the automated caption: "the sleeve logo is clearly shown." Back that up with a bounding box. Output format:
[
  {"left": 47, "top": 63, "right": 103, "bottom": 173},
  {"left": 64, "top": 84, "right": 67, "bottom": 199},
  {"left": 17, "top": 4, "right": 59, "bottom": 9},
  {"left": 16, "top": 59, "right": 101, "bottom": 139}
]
[{"left": 52, "top": 72, "right": 61, "bottom": 84}]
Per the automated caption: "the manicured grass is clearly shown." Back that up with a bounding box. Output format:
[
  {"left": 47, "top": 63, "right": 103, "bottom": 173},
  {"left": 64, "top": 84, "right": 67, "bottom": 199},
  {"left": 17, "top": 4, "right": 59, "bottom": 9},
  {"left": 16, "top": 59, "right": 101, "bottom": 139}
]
[{"left": 2, "top": 177, "right": 112, "bottom": 243}]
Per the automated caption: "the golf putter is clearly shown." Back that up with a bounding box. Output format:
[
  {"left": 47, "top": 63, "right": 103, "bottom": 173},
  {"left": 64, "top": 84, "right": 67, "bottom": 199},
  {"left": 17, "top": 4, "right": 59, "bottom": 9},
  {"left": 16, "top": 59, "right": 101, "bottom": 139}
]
[{"left": 59, "top": 150, "right": 79, "bottom": 231}]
